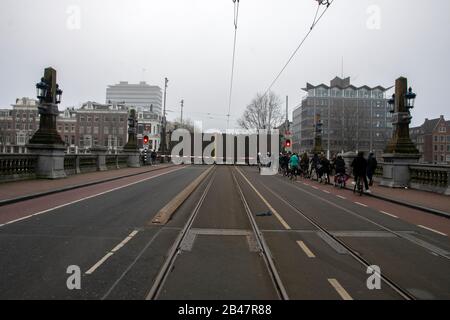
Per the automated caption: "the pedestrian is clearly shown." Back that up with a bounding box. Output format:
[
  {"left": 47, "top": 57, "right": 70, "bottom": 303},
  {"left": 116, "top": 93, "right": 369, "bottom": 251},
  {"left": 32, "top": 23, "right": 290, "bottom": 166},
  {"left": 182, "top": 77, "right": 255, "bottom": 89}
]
[
  {"left": 351, "top": 151, "right": 370, "bottom": 193},
  {"left": 319, "top": 154, "right": 331, "bottom": 184},
  {"left": 300, "top": 152, "right": 309, "bottom": 178},
  {"left": 151, "top": 150, "right": 157, "bottom": 165},
  {"left": 310, "top": 153, "right": 319, "bottom": 179},
  {"left": 367, "top": 152, "right": 378, "bottom": 186}
]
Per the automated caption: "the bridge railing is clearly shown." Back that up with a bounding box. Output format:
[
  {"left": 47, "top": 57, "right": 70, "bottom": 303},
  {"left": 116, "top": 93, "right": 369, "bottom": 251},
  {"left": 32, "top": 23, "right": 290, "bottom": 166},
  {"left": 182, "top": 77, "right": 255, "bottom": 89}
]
[
  {"left": 1, "top": 151, "right": 144, "bottom": 182},
  {"left": 374, "top": 162, "right": 450, "bottom": 195},
  {"left": 0, "top": 154, "right": 38, "bottom": 182}
]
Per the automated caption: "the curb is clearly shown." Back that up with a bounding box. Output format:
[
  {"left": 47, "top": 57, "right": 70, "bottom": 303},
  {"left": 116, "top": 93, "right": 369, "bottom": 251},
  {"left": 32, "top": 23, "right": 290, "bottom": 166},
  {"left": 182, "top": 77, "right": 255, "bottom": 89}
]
[
  {"left": 151, "top": 166, "right": 215, "bottom": 225},
  {"left": 0, "top": 165, "right": 176, "bottom": 207}
]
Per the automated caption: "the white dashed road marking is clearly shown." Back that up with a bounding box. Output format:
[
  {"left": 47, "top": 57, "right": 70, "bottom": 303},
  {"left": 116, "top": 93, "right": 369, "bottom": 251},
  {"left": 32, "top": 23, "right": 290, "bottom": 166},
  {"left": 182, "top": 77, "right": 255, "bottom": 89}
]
[
  {"left": 297, "top": 241, "right": 316, "bottom": 258},
  {"left": 354, "top": 202, "right": 368, "bottom": 207},
  {"left": 418, "top": 225, "right": 447, "bottom": 237},
  {"left": 328, "top": 279, "right": 353, "bottom": 300},
  {"left": 86, "top": 230, "right": 139, "bottom": 274},
  {"left": 379, "top": 211, "right": 398, "bottom": 219}
]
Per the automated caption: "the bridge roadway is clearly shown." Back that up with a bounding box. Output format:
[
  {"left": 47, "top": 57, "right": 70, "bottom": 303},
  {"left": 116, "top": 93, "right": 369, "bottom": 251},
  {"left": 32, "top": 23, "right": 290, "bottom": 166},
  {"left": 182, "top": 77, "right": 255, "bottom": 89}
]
[{"left": 0, "top": 165, "right": 449, "bottom": 300}]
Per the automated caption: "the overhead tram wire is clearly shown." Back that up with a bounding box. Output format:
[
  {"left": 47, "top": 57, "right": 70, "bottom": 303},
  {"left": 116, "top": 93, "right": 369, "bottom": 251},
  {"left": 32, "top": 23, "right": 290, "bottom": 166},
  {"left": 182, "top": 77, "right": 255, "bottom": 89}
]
[
  {"left": 227, "top": 0, "right": 240, "bottom": 130},
  {"left": 263, "top": 0, "right": 335, "bottom": 98}
]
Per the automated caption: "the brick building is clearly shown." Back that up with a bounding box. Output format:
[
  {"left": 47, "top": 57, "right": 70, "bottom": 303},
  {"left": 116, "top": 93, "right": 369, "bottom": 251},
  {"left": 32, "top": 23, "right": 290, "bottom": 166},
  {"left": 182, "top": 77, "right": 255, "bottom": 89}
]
[{"left": 410, "top": 115, "right": 450, "bottom": 164}]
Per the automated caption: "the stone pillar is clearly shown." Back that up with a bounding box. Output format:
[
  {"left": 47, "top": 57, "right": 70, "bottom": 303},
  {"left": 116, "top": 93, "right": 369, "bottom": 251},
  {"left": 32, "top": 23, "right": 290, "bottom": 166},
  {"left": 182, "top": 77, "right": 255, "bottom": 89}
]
[
  {"left": 379, "top": 153, "right": 420, "bottom": 188},
  {"left": 91, "top": 147, "right": 107, "bottom": 171},
  {"left": 27, "top": 144, "right": 66, "bottom": 179},
  {"left": 380, "top": 77, "right": 420, "bottom": 188},
  {"left": 27, "top": 67, "right": 66, "bottom": 179},
  {"left": 123, "top": 109, "right": 141, "bottom": 168}
]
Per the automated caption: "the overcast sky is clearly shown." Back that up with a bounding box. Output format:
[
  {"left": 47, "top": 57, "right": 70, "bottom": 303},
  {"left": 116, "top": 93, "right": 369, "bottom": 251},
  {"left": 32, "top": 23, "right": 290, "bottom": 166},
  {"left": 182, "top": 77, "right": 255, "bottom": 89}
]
[{"left": 0, "top": 0, "right": 449, "bottom": 128}]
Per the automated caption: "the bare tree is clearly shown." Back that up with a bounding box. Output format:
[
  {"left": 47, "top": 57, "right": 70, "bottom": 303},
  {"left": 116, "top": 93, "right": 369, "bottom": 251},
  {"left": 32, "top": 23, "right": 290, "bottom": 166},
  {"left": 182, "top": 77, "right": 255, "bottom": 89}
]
[
  {"left": 238, "top": 91, "right": 284, "bottom": 130},
  {"left": 168, "top": 117, "right": 196, "bottom": 133}
]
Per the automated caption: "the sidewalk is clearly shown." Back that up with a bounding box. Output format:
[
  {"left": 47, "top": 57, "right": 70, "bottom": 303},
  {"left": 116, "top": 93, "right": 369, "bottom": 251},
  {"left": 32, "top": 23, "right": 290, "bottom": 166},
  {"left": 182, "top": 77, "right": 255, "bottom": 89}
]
[
  {"left": 328, "top": 175, "right": 450, "bottom": 216},
  {"left": 368, "top": 182, "right": 450, "bottom": 215},
  {"left": 0, "top": 164, "right": 174, "bottom": 203}
]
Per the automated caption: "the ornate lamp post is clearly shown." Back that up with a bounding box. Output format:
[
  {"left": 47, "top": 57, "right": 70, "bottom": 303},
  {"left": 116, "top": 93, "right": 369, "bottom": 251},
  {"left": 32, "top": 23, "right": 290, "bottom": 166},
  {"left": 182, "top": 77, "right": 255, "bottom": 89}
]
[
  {"left": 29, "top": 68, "right": 65, "bottom": 145},
  {"left": 384, "top": 78, "right": 419, "bottom": 154},
  {"left": 123, "top": 109, "right": 141, "bottom": 168},
  {"left": 27, "top": 67, "right": 66, "bottom": 179},
  {"left": 124, "top": 109, "right": 138, "bottom": 150},
  {"left": 380, "top": 77, "right": 420, "bottom": 188}
]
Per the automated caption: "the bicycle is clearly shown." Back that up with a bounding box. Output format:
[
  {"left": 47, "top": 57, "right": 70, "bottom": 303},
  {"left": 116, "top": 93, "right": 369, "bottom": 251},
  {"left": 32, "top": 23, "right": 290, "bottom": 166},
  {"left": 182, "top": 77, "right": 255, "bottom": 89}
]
[{"left": 353, "top": 175, "right": 364, "bottom": 196}]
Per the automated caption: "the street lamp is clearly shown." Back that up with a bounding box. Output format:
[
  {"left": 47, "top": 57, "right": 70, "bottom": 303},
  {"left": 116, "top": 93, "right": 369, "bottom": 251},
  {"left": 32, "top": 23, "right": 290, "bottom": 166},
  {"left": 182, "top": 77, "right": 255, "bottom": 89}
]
[
  {"left": 404, "top": 87, "right": 416, "bottom": 110},
  {"left": 36, "top": 78, "right": 49, "bottom": 102},
  {"left": 55, "top": 84, "right": 63, "bottom": 104}
]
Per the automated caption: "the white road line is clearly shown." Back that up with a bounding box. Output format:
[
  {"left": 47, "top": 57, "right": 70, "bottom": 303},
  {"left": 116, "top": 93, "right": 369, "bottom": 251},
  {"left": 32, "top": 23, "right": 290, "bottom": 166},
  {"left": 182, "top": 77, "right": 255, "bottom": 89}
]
[
  {"left": 379, "top": 211, "right": 398, "bottom": 219},
  {"left": 303, "top": 183, "right": 310, "bottom": 186},
  {"left": 0, "top": 167, "right": 185, "bottom": 228},
  {"left": 418, "top": 225, "right": 447, "bottom": 237},
  {"left": 85, "top": 253, "right": 114, "bottom": 275},
  {"left": 297, "top": 241, "right": 316, "bottom": 258},
  {"left": 312, "top": 186, "right": 319, "bottom": 190},
  {"left": 235, "top": 167, "right": 291, "bottom": 230},
  {"left": 86, "top": 230, "right": 139, "bottom": 275},
  {"left": 322, "top": 190, "right": 330, "bottom": 194},
  {"left": 354, "top": 202, "right": 368, "bottom": 207},
  {"left": 337, "top": 195, "right": 346, "bottom": 200},
  {"left": 328, "top": 279, "right": 353, "bottom": 300}
]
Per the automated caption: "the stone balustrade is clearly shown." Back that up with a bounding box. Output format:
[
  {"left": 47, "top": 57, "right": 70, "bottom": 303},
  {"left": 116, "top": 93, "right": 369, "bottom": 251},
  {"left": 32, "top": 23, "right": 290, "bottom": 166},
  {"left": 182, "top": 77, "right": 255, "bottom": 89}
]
[
  {"left": 1, "top": 151, "right": 146, "bottom": 182},
  {"left": 0, "top": 154, "right": 38, "bottom": 182},
  {"left": 372, "top": 162, "right": 450, "bottom": 195}
]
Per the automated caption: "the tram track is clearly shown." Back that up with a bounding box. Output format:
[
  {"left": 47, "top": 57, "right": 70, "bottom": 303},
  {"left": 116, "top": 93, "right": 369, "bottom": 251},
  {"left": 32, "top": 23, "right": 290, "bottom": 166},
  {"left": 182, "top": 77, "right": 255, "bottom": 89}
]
[{"left": 146, "top": 165, "right": 289, "bottom": 300}]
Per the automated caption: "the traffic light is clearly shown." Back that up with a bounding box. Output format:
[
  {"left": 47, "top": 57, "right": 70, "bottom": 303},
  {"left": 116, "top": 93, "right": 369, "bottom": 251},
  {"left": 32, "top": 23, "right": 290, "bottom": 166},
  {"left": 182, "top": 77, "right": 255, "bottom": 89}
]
[
  {"left": 285, "top": 140, "right": 291, "bottom": 148},
  {"left": 143, "top": 135, "right": 149, "bottom": 145},
  {"left": 143, "top": 149, "right": 148, "bottom": 164}
]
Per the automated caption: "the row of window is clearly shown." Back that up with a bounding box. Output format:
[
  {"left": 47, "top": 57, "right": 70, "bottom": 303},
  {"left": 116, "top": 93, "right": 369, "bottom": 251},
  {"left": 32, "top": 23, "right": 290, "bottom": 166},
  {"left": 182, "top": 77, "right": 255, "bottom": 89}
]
[
  {"left": 79, "top": 135, "right": 124, "bottom": 148},
  {"left": 78, "top": 126, "right": 125, "bottom": 135},
  {"left": 433, "top": 135, "right": 450, "bottom": 142},
  {"left": 310, "top": 88, "right": 385, "bottom": 99},
  {"left": 433, "top": 145, "right": 450, "bottom": 152},
  {"left": 79, "top": 116, "right": 126, "bottom": 123}
]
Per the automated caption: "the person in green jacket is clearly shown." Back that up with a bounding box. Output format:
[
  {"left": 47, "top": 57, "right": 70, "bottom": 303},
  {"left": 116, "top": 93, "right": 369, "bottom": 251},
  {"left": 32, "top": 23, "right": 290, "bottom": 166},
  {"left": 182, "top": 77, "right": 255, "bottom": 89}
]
[{"left": 289, "top": 153, "right": 300, "bottom": 180}]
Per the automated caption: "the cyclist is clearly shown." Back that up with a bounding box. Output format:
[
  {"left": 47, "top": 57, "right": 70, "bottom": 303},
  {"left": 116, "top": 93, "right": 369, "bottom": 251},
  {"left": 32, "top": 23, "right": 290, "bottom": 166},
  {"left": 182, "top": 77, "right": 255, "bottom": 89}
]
[
  {"left": 333, "top": 155, "right": 347, "bottom": 187},
  {"left": 319, "top": 154, "right": 331, "bottom": 184},
  {"left": 351, "top": 151, "right": 370, "bottom": 193},
  {"left": 288, "top": 152, "right": 300, "bottom": 180}
]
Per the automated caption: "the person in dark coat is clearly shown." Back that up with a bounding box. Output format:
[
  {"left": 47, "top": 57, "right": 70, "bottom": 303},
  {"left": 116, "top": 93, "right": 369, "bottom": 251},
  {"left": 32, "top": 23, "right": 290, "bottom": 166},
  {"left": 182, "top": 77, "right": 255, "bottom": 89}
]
[
  {"left": 367, "top": 152, "right": 378, "bottom": 186},
  {"left": 351, "top": 151, "right": 370, "bottom": 192}
]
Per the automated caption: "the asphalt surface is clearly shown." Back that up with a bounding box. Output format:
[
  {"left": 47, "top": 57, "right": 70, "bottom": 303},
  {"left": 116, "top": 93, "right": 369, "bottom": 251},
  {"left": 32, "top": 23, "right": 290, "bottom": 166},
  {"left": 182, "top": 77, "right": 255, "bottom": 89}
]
[{"left": 0, "top": 165, "right": 449, "bottom": 300}]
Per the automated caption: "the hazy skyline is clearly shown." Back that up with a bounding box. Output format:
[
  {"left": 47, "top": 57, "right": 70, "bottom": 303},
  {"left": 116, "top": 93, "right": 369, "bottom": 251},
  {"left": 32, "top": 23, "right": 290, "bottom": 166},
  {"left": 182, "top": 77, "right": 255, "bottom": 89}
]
[{"left": 0, "top": 0, "right": 449, "bottom": 128}]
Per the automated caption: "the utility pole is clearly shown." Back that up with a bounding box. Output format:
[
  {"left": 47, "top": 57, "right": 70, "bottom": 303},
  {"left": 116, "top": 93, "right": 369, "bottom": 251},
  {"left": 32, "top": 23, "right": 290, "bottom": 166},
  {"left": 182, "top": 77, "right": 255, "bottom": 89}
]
[
  {"left": 160, "top": 77, "right": 169, "bottom": 162},
  {"left": 285, "top": 96, "right": 289, "bottom": 131},
  {"left": 180, "top": 99, "right": 184, "bottom": 125}
]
